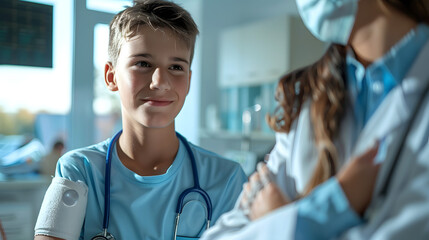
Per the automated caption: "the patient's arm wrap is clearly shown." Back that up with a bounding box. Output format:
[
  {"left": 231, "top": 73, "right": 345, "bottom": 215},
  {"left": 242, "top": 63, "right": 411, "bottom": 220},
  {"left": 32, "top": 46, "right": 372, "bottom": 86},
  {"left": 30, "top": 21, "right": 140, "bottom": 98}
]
[{"left": 35, "top": 177, "right": 88, "bottom": 239}]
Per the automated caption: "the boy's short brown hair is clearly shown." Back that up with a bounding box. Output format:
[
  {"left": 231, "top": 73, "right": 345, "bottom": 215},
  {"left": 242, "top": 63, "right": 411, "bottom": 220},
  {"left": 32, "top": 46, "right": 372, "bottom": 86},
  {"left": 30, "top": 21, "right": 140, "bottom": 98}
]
[{"left": 108, "top": 0, "right": 199, "bottom": 66}]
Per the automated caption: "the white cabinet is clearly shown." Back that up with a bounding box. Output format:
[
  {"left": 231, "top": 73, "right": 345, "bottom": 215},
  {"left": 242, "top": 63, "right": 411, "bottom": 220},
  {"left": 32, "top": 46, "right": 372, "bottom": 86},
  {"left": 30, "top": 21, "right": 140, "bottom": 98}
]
[
  {"left": 0, "top": 176, "right": 50, "bottom": 240},
  {"left": 218, "top": 15, "right": 325, "bottom": 87},
  {"left": 216, "top": 15, "right": 326, "bottom": 136},
  {"left": 218, "top": 28, "right": 243, "bottom": 86}
]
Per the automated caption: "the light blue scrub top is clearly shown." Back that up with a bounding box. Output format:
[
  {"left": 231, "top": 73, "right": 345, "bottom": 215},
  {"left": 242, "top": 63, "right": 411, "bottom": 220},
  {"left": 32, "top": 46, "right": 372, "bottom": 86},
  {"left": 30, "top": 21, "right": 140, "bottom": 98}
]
[
  {"left": 295, "top": 24, "right": 429, "bottom": 240},
  {"left": 56, "top": 136, "right": 247, "bottom": 240}
]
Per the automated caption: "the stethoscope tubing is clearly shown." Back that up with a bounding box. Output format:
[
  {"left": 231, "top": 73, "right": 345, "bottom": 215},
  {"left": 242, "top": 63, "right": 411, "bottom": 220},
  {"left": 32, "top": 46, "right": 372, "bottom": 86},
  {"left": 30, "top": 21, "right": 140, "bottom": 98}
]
[
  {"left": 103, "top": 129, "right": 122, "bottom": 230},
  {"left": 100, "top": 130, "right": 212, "bottom": 238},
  {"left": 175, "top": 133, "right": 213, "bottom": 220}
]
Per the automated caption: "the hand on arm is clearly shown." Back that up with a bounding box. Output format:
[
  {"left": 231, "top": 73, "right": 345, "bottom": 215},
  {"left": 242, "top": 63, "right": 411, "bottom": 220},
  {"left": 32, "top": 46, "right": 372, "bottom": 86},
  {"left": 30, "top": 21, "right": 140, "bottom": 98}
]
[{"left": 337, "top": 143, "right": 381, "bottom": 215}]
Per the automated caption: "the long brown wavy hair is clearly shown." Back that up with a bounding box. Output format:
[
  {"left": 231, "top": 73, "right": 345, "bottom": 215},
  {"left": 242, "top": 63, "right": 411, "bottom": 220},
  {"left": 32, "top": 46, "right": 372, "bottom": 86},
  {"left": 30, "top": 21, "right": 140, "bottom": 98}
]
[
  {"left": 267, "top": 0, "right": 429, "bottom": 196},
  {"left": 386, "top": 0, "right": 429, "bottom": 23},
  {"left": 267, "top": 44, "right": 347, "bottom": 196}
]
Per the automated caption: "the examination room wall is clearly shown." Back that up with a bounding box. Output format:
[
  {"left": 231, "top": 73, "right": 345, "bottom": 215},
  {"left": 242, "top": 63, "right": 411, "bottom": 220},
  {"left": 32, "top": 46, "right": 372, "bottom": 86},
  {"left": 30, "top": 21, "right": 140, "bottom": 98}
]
[
  {"left": 0, "top": 0, "right": 326, "bottom": 239},
  {"left": 197, "top": 0, "right": 326, "bottom": 172}
]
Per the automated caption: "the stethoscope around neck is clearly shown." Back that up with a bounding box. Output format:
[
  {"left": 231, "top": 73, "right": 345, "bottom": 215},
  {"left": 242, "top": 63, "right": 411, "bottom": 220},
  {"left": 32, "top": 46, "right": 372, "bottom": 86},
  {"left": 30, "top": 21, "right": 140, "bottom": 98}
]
[{"left": 91, "top": 130, "right": 213, "bottom": 240}]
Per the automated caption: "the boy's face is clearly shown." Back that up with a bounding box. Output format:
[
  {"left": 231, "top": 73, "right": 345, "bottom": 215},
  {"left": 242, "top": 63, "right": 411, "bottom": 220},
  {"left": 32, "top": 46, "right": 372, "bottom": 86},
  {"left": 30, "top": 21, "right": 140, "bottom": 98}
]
[{"left": 105, "top": 26, "right": 192, "bottom": 129}]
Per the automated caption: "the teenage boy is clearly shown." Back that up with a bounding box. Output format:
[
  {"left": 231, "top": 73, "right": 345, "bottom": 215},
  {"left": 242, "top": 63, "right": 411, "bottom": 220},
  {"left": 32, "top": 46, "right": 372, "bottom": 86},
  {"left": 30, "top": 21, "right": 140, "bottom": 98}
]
[{"left": 34, "top": 0, "right": 246, "bottom": 239}]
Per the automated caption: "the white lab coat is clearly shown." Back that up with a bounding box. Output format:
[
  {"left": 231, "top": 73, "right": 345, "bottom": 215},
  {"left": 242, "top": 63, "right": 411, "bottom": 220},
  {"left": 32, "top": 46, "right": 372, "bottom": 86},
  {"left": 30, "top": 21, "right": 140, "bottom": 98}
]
[{"left": 201, "top": 41, "right": 429, "bottom": 240}]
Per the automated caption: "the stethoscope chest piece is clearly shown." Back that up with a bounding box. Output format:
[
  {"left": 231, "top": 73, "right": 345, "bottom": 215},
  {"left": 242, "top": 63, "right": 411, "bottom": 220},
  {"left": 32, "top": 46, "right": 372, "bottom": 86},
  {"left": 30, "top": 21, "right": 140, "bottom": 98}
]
[{"left": 91, "top": 232, "right": 115, "bottom": 240}]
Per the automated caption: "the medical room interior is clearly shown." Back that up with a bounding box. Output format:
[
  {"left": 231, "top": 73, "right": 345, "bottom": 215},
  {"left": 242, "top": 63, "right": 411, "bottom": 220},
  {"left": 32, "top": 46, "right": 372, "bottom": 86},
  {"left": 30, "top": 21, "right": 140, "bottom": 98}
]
[{"left": 0, "top": 0, "right": 326, "bottom": 239}]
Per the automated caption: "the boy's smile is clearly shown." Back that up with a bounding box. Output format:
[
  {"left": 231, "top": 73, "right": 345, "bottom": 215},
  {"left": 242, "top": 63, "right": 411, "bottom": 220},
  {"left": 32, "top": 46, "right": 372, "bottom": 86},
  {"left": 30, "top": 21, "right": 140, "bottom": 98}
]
[
  {"left": 142, "top": 98, "right": 174, "bottom": 107},
  {"left": 105, "top": 26, "right": 192, "bottom": 129}
]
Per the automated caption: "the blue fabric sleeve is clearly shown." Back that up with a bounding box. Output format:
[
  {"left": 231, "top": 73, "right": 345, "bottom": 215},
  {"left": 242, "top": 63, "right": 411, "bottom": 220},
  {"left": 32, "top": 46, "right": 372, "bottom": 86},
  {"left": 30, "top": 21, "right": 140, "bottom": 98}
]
[{"left": 295, "top": 177, "right": 363, "bottom": 240}]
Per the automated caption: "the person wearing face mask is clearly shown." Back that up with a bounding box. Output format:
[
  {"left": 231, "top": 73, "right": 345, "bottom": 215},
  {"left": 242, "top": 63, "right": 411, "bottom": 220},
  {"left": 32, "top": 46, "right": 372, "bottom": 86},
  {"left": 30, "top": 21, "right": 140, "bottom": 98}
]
[{"left": 201, "top": 0, "right": 429, "bottom": 239}]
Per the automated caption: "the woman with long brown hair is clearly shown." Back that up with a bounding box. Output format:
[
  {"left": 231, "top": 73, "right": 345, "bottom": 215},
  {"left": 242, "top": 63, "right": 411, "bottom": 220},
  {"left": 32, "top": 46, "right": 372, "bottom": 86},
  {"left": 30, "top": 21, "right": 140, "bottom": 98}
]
[{"left": 202, "top": 0, "right": 429, "bottom": 239}]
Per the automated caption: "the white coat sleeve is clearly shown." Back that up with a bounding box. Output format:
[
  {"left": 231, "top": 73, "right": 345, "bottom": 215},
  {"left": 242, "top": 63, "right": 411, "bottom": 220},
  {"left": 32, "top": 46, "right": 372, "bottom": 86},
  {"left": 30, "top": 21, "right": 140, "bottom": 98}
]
[
  {"left": 199, "top": 194, "right": 250, "bottom": 240},
  {"left": 266, "top": 132, "right": 300, "bottom": 199},
  {"left": 200, "top": 132, "right": 296, "bottom": 240},
  {"left": 201, "top": 177, "right": 362, "bottom": 240},
  {"left": 200, "top": 196, "right": 299, "bottom": 240}
]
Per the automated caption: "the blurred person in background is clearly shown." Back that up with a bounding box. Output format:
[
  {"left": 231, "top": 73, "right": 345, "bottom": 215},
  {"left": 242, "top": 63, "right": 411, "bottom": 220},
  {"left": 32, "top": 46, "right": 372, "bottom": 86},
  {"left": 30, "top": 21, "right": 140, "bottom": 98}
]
[{"left": 40, "top": 140, "right": 64, "bottom": 177}]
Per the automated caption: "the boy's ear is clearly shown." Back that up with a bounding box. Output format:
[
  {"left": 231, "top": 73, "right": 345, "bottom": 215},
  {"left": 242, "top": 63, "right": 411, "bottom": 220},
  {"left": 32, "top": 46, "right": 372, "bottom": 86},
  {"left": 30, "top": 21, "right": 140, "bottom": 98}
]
[{"left": 105, "top": 62, "right": 118, "bottom": 91}]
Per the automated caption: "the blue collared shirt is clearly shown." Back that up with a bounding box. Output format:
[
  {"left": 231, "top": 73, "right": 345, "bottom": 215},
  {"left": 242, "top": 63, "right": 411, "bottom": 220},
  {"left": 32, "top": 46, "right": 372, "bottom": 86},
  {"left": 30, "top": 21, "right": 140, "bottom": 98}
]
[
  {"left": 347, "top": 24, "right": 429, "bottom": 128},
  {"left": 295, "top": 24, "right": 429, "bottom": 240}
]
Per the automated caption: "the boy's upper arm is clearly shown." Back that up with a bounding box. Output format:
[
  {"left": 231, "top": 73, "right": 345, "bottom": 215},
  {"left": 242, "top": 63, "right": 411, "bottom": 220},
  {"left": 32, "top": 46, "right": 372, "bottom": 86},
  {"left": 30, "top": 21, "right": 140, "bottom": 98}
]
[
  {"left": 222, "top": 164, "right": 247, "bottom": 210},
  {"left": 55, "top": 151, "right": 89, "bottom": 183}
]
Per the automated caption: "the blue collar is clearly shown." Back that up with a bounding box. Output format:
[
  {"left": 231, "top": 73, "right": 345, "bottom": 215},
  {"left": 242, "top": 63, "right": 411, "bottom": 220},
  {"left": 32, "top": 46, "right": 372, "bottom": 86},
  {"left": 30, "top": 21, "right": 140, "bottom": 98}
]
[{"left": 347, "top": 24, "right": 429, "bottom": 126}]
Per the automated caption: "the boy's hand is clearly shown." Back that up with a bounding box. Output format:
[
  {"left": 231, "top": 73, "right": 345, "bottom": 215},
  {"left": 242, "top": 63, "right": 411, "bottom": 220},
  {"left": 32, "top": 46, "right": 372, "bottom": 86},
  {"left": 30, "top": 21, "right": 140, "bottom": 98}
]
[
  {"left": 240, "top": 163, "right": 290, "bottom": 220},
  {"left": 337, "top": 143, "right": 381, "bottom": 215}
]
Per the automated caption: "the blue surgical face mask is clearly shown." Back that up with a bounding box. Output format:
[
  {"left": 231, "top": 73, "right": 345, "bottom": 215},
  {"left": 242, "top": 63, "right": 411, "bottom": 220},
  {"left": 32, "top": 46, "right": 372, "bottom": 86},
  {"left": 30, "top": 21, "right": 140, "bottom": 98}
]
[{"left": 296, "top": 0, "right": 358, "bottom": 45}]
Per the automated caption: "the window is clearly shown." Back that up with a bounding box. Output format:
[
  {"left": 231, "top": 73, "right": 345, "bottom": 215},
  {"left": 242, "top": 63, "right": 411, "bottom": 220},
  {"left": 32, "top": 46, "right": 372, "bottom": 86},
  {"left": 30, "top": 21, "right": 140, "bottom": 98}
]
[
  {"left": 93, "top": 23, "right": 122, "bottom": 142},
  {"left": 0, "top": 0, "right": 72, "bottom": 151}
]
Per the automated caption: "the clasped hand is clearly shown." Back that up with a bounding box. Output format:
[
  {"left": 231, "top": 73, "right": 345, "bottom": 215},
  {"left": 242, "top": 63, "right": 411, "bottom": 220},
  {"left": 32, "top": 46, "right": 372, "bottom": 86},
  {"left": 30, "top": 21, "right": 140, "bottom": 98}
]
[
  {"left": 240, "top": 143, "right": 381, "bottom": 221},
  {"left": 240, "top": 162, "right": 290, "bottom": 220}
]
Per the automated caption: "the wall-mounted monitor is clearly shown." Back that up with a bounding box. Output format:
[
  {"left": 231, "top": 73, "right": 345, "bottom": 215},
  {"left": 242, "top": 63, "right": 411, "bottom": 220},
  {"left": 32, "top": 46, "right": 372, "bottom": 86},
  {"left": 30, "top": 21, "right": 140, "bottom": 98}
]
[{"left": 0, "top": 0, "right": 53, "bottom": 68}]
